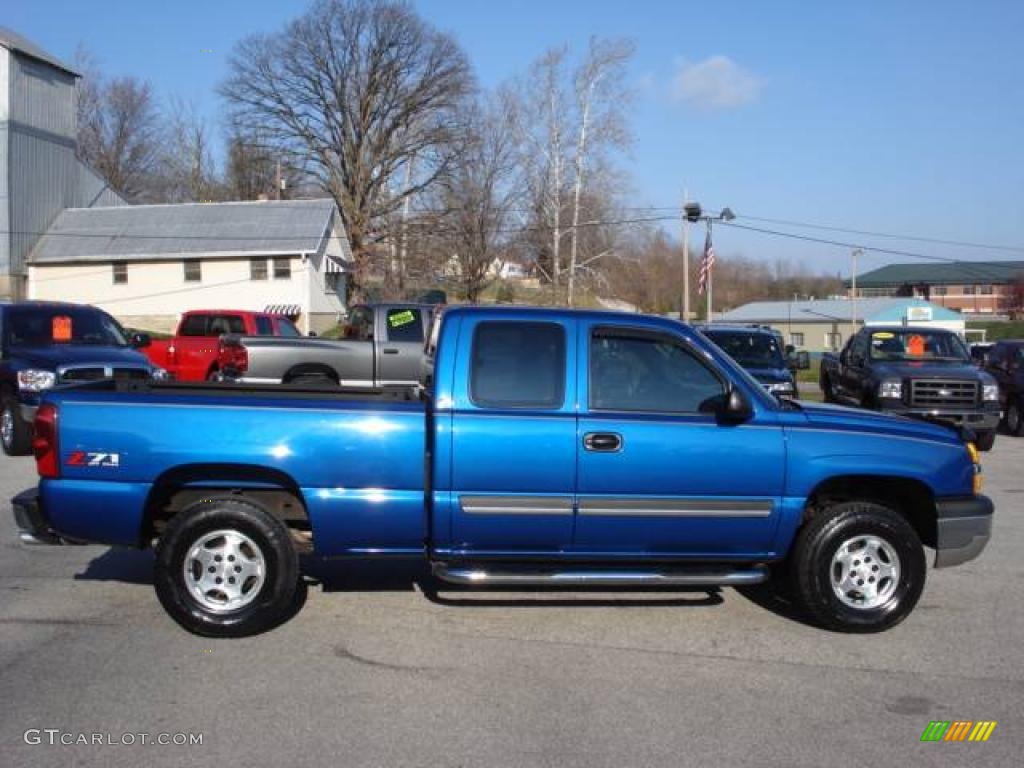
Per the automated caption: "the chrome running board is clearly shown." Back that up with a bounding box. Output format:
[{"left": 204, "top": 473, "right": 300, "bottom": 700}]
[{"left": 431, "top": 564, "right": 767, "bottom": 587}]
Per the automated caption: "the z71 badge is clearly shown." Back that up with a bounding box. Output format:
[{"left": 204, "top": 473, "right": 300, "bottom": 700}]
[{"left": 66, "top": 451, "right": 121, "bottom": 468}]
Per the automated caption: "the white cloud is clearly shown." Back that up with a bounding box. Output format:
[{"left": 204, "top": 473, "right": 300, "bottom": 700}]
[{"left": 670, "top": 56, "right": 763, "bottom": 111}]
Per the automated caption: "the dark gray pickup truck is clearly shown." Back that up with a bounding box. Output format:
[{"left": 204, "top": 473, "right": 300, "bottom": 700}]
[
  {"left": 218, "top": 303, "right": 433, "bottom": 387},
  {"left": 819, "top": 326, "right": 1001, "bottom": 450}
]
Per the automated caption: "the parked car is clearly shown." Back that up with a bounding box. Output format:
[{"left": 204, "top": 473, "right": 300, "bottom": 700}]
[
  {"left": 0, "top": 301, "right": 167, "bottom": 456},
  {"left": 141, "top": 309, "right": 302, "bottom": 382},
  {"left": 819, "top": 326, "right": 1000, "bottom": 450},
  {"left": 969, "top": 342, "right": 993, "bottom": 367},
  {"left": 982, "top": 339, "right": 1024, "bottom": 435},
  {"left": 13, "top": 306, "right": 992, "bottom": 637},
  {"left": 699, "top": 324, "right": 809, "bottom": 398},
  {"left": 217, "top": 303, "right": 433, "bottom": 387}
]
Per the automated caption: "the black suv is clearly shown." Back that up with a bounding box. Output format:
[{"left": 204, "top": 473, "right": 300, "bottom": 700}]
[
  {"left": 982, "top": 339, "right": 1024, "bottom": 436},
  {"left": 699, "top": 324, "right": 809, "bottom": 399},
  {"left": 820, "top": 326, "right": 1001, "bottom": 449},
  {"left": 0, "top": 302, "right": 167, "bottom": 455}
]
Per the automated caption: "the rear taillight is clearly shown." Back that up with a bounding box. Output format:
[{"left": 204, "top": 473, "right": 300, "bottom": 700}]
[
  {"left": 32, "top": 403, "right": 59, "bottom": 479},
  {"left": 167, "top": 344, "right": 177, "bottom": 365},
  {"left": 219, "top": 341, "right": 248, "bottom": 373}
]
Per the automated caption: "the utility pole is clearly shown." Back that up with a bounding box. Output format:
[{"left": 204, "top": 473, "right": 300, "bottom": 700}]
[
  {"left": 681, "top": 189, "right": 690, "bottom": 322},
  {"left": 850, "top": 248, "right": 862, "bottom": 339},
  {"left": 275, "top": 159, "right": 282, "bottom": 201}
]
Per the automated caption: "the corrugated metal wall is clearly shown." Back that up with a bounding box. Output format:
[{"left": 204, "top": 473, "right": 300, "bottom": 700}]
[{"left": 3, "top": 50, "right": 79, "bottom": 291}]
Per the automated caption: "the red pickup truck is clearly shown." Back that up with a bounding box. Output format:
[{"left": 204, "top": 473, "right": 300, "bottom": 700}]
[{"left": 141, "top": 310, "right": 301, "bottom": 381}]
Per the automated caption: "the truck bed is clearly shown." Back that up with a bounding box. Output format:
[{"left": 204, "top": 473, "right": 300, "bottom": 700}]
[{"left": 40, "top": 379, "right": 428, "bottom": 555}]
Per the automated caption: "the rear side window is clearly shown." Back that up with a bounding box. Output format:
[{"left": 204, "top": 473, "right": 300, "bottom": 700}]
[
  {"left": 208, "top": 315, "right": 245, "bottom": 335},
  {"left": 179, "top": 314, "right": 209, "bottom": 336},
  {"left": 385, "top": 308, "right": 424, "bottom": 343},
  {"left": 276, "top": 318, "right": 301, "bottom": 337},
  {"left": 470, "top": 322, "right": 565, "bottom": 409},
  {"left": 255, "top": 316, "right": 274, "bottom": 335},
  {"left": 590, "top": 331, "right": 723, "bottom": 413}
]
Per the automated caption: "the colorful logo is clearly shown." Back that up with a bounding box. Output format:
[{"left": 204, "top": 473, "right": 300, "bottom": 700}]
[{"left": 920, "top": 721, "right": 997, "bottom": 742}]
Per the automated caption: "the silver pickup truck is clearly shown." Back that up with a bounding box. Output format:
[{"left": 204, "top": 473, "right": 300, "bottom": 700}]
[{"left": 218, "top": 303, "right": 434, "bottom": 387}]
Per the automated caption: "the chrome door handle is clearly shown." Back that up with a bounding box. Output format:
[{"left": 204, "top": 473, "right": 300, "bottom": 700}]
[{"left": 583, "top": 432, "right": 622, "bottom": 452}]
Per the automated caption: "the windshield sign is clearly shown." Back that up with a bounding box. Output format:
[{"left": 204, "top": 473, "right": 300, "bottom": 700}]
[{"left": 869, "top": 330, "right": 968, "bottom": 362}]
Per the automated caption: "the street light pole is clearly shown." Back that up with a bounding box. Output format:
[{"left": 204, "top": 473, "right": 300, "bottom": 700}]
[
  {"left": 681, "top": 189, "right": 690, "bottom": 323},
  {"left": 851, "top": 248, "right": 863, "bottom": 339}
]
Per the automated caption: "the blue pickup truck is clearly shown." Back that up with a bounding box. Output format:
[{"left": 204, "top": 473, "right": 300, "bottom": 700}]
[{"left": 12, "top": 306, "right": 992, "bottom": 636}]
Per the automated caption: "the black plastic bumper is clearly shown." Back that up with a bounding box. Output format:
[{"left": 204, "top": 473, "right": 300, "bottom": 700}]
[
  {"left": 11, "top": 488, "right": 63, "bottom": 545},
  {"left": 934, "top": 495, "right": 993, "bottom": 568},
  {"left": 880, "top": 405, "right": 1000, "bottom": 433}
]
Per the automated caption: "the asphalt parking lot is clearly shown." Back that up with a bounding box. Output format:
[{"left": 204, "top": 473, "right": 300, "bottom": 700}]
[{"left": 0, "top": 440, "right": 1021, "bottom": 768}]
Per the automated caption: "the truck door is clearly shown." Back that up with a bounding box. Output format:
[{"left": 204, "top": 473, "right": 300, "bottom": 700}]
[
  {"left": 839, "top": 332, "right": 868, "bottom": 403},
  {"left": 377, "top": 307, "right": 428, "bottom": 385},
  {"left": 445, "top": 315, "right": 577, "bottom": 555},
  {"left": 573, "top": 322, "right": 785, "bottom": 557}
]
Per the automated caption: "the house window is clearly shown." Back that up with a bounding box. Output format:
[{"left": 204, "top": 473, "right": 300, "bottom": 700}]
[
  {"left": 981, "top": 285, "right": 994, "bottom": 295},
  {"left": 963, "top": 284, "right": 976, "bottom": 295},
  {"left": 250, "top": 258, "right": 268, "bottom": 280},
  {"left": 325, "top": 272, "right": 344, "bottom": 293},
  {"left": 112, "top": 263, "right": 127, "bottom": 284},
  {"left": 933, "top": 285, "right": 947, "bottom": 296},
  {"left": 184, "top": 261, "right": 202, "bottom": 282},
  {"left": 790, "top": 332, "right": 805, "bottom": 346},
  {"left": 273, "top": 257, "right": 291, "bottom": 279}
]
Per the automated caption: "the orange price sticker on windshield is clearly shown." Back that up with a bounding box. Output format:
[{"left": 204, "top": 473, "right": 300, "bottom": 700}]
[{"left": 52, "top": 315, "right": 72, "bottom": 342}]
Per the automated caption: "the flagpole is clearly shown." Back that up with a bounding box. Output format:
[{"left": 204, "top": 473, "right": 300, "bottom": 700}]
[{"left": 706, "top": 219, "right": 713, "bottom": 321}]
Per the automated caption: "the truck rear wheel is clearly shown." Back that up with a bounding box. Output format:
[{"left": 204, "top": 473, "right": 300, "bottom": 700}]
[
  {"left": 1, "top": 394, "right": 32, "bottom": 456},
  {"left": 790, "top": 501, "right": 925, "bottom": 633},
  {"left": 154, "top": 497, "right": 299, "bottom": 637},
  {"left": 975, "top": 430, "right": 996, "bottom": 451}
]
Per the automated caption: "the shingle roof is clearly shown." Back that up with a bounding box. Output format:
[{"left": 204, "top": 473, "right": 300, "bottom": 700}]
[
  {"left": 849, "top": 260, "right": 1024, "bottom": 288},
  {"left": 30, "top": 199, "right": 344, "bottom": 264},
  {"left": 0, "top": 26, "right": 78, "bottom": 76},
  {"left": 719, "top": 298, "right": 963, "bottom": 323}
]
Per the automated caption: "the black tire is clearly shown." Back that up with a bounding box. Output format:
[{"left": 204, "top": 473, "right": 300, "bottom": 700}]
[
  {"left": 1, "top": 393, "right": 33, "bottom": 456},
  {"left": 820, "top": 373, "right": 835, "bottom": 403},
  {"left": 154, "top": 497, "right": 299, "bottom": 637},
  {"left": 790, "top": 501, "right": 926, "bottom": 633},
  {"left": 206, "top": 368, "right": 221, "bottom": 382},
  {"left": 975, "top": 430, "right": 996, "bottom": 452},
  {"left": 1005, "top": 399, "right": 1023, "bottom": 437}
]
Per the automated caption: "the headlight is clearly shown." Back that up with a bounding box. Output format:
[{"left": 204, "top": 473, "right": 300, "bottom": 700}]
[
  {"left": 878, "top": 378, "right": 903, "bottom": 399},
  {"left": 17, "top": 369, "right": 57, "bottom": 392},
  {"left": 151, "top": 367, "right": 171, "bottom": 381},
  {"left": 982, "top": 383, "right": 999, "bottom": 402}
]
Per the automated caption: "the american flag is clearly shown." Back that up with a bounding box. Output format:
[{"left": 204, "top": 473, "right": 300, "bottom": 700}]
[{"left": 698, "top": 227, "right": 715, "bottom": 295}]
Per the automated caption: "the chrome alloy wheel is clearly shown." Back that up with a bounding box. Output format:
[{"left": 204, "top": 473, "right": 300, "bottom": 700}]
[
  {"left": 1, "top": 407, "right": 13, "bottom": 449},
  {"left": 183, "top": 529, "right": 266, "bottom": 613},
  {"left": 830, "top": 534, "right": 901, "bottom": 610}
]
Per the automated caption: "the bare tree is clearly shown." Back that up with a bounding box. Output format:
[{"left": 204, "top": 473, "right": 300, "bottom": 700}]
[
  {"left": 76, "top": 53, "right": 163, "bottom": 202},
  {"left": 158, "top": 99, "right": 221, "bottom": 202},
  {"left": 427, "top": 97, "right": 519, "bottom": 302},
  {"left": 566, "top": 37, "right": 635, "bottom": 306},
  {"left": 221, "top": 0, "right": 474, "bottom": 300}
]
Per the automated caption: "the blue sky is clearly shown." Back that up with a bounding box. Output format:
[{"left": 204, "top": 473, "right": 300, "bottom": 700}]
[{"left": 7, "top": 0, "right": 1024, "bottom": 275}]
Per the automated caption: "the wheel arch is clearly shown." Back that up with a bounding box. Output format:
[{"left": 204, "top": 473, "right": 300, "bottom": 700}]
[
  {"left": 282, "top": 363, "right": 339, "bottom": 384},
  {"left": 803, "top": 474, "right": 937, "bottom": 549},
  {"left": 142, "top": 463, "right": 311, "bottom": 548}
]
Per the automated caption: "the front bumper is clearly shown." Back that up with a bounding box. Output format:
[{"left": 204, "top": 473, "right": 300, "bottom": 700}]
[
  {"left": 879, "top": 404, "right": 1000, "bottom": 432},
  {"left": 934, "top": 495, "right": 993, "bottom": 568},
  {"left": 11, "top": 488, "right": 62, "bottom": 545}
]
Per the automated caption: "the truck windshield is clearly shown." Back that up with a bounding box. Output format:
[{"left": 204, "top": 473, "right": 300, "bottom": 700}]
[
  {"left": 868, "top": 330, "right": 969, "bottom": 362},
  {"left": 703, "top": 330, "right": 784, "bottom": 369},
  {"left": 5, "top": 307, "right": 129, "bottom": 347}
]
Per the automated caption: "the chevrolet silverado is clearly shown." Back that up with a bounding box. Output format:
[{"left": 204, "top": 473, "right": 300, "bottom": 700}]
[{"left": 12, "top": 306, "right": 993, "bottom": 637}]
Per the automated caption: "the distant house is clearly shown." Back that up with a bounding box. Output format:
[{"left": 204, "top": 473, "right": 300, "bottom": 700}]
[
  {"left": 28, "top": 199, "right": 352, "bottom": 334},
  {"left": 719, "top": 298, "right": 965, "bottom": 353},
  {"left": 847, "top": 260, "right": 1024, "bottom": 316}
]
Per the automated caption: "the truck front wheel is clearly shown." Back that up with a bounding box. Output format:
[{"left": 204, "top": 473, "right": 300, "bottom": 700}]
[
  {"left": 790, "top": 501, "right": 926, "bottom": 633},
  {"left": 154, "top": 497, "right": 299, "bottom": 637}
]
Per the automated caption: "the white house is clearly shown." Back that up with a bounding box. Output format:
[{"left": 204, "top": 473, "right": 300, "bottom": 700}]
[{"left": 27, "top": 198, "right": 353, "bottom": 334}]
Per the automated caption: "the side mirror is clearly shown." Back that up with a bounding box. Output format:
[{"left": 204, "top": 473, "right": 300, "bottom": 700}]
[
  {"left": 793, "top": 350, "right": 811, "bottom": 370},
  {"left": 130, "top": 332, "right": 151, "bottom": 349},
  {"left": 719, "top": 387, "right": 753, "bottom": 422},
  {"left": 308, "top": 331, "right": 318, "bottom": 337},
  {"left": 785, "top": 344, "right": 795, "bottom": 356}
]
